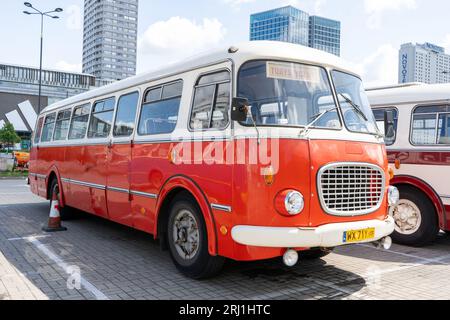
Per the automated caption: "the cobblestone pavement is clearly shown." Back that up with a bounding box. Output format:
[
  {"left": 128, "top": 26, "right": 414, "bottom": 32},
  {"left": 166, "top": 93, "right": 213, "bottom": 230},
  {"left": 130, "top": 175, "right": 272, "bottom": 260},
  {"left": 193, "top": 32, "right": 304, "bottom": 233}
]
[{"left": 0, "top": 179, "right": 449, "bottom": 300}]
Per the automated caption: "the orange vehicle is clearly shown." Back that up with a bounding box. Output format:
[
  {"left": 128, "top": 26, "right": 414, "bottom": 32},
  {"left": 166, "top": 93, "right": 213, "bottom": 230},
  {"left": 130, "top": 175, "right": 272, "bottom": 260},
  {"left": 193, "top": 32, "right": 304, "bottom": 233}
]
[
  {"left": 29, "top": 41, "right": 397, "bottom": 279},
  {"left": 13, "top": 151, "right": 30, "bottom": 168}
]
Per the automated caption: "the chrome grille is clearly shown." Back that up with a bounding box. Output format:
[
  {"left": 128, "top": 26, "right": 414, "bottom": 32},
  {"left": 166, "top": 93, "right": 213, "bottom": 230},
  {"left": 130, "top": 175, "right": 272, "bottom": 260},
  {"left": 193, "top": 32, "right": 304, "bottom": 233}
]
[{"left": 317, "top": 163, "right": 385, "bottom": 216}]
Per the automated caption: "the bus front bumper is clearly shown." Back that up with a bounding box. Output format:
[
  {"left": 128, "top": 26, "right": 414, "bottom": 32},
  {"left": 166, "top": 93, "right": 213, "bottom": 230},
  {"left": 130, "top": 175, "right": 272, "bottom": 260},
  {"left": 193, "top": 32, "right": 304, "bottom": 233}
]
[{"left": 231, "top": 216, "right": 395, "bottom": 248}]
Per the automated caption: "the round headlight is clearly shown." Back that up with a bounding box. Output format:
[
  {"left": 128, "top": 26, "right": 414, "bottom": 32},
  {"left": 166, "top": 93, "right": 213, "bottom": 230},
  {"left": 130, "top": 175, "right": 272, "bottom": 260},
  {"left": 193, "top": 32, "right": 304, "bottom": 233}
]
[
  {"left": 285, "top": 191, "right": 305, "bottom": 215},
  {"left": 388, "top": 186, "right": 400, "bottom": 206}
]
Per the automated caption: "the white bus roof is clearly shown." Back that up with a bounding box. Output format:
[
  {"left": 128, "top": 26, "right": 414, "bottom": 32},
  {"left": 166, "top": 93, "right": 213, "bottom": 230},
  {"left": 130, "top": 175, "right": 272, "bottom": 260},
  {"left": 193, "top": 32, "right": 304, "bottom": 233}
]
[
  {"left": 41, "top": 41, "right": 359, "bottom": 114},
  {"left": 367, "top": 83, "right": 450, "bottom": 106}
]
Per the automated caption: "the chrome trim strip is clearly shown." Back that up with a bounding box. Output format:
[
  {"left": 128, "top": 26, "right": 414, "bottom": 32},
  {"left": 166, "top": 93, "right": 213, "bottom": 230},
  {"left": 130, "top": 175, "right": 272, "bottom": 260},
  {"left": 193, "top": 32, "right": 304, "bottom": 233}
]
[
  {"left": 60, "top": 178, "right": 158, "bottom": 198},
  {"left": 69, "top": 179, "right": 106, "bottom": 190},
  {"left": 440, "top": 195, "right": 450, "bottom": 199},
  {"left": 36, "top": 174, "right": 47, "bottom": 179},
  {"left": 130, "top": 190, "right": 158, "bottom": 199},
  {"left": 107, "top": 186, "right": 129, "bottom": 194},
  {"left": 211, "top": 204, "right": 232, "bottom": 213},
  {"left": 317, "top": 162, "right": 386, "bottom": 217}
]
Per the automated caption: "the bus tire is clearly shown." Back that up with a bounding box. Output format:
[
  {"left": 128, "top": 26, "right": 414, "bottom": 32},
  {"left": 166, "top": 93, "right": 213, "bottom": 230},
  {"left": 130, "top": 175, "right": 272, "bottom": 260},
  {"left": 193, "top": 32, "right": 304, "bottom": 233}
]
[
  {"left": 167, "top": 193, "right": 224, "bottom": 279},
  {"left": 301, "top": 248, "right": 333, "bottom": 260},
  {"left": 49, "top": 179, "right": 75, "bottom": 221},
  {"left": 389, "top": 186, "right": 439, "bottom": 247}
]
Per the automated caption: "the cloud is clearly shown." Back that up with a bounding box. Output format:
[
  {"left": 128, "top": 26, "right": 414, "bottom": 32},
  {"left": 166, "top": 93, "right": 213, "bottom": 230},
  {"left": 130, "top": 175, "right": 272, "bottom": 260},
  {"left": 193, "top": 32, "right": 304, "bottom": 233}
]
[
  {"left": 138, "top": 16, "right": 227, "bottom": 57},
  {"left": 55, "top": 61, "right": 82, "bottom": 73},
  {"left": 65, "top": 4, "right": 83, "bottom": 31},
  {"left": 364, "top": 0, "right": 417, "bottom": 29},
  {"left": 223, "top": 0, "right": 302, "bottom": 10},
  {"left": 222, "top": 0, "right": 257, "bottom": 9},
  {"left": 442, "top": 34, "right": 450, "bottom": 53},
  {"left": 348, "top": 44, "right": 399, "bottom": 87},
  {"left": 313, "top": 0, "right": 327, "bottom": 14}
]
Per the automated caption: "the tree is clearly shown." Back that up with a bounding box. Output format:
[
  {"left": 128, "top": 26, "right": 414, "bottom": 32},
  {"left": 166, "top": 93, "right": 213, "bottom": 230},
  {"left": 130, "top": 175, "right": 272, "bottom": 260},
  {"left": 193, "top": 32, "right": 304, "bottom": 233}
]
[{"left": 0, "top": 123, "right": 21, "bottom": 152}]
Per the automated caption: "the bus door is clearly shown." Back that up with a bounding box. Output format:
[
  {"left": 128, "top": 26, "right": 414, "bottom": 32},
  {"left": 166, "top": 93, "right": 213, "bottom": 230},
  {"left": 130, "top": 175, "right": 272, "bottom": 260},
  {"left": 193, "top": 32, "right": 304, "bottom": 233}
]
[{"left": 106, "top": 92, "right": 140, "bottom": 227}]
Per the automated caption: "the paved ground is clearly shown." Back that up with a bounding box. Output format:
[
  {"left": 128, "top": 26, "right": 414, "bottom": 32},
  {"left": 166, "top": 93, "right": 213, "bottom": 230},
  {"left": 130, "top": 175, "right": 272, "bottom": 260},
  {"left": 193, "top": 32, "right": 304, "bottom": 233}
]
[{"left": 0, "top": 179, "right": 449, "bottom": 300}]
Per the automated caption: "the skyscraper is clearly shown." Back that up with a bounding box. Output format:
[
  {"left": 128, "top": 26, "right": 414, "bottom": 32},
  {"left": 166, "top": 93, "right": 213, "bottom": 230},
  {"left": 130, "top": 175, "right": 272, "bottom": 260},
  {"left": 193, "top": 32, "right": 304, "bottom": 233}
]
[
  {"left": 82, "top": 0, "right": 139, "bottom": 86},
  {"left": 309, "top": 16, "right": 341, "bottom": 57},
  {"left": 250, "top": 6, "right": 341, "bottom": 56},
  {"left": 399, "top": 42, "right": 450, "bottom": 84}
]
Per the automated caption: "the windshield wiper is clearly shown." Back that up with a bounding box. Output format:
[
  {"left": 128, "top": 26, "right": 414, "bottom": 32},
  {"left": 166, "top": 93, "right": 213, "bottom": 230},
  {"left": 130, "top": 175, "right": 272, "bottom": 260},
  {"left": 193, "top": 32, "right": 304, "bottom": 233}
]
[
  {"left": 338, "top": 93, "right": 386, "bottom": 138},
  {"left": 299, "top": 107, "right": 338, "bottom": 137},
  {"left": 339, "top": 94, "right": 368, "bottom": 122}
]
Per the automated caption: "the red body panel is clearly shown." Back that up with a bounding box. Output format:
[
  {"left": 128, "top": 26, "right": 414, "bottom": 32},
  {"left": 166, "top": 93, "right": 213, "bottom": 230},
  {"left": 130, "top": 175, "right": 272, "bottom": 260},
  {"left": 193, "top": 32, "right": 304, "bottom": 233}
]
[
  {"left": 29, "top": 138, "right": 390, "bottom": 261},
  {"left": 107, "top": 143, "right": 133, "bottom": 226},
  {"left": 388, "top": 150, "right": 450, "bottom": 166}
]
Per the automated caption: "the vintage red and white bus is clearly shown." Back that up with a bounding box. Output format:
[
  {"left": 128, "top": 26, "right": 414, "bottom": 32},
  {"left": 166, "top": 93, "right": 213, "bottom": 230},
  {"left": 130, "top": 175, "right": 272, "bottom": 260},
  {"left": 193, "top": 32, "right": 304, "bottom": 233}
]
[
  {"left": 368, "top": 83, "right": 450, "bottom": 246},
  {"left": 29, "top": 41, "right": 396, "bottom": 279}
]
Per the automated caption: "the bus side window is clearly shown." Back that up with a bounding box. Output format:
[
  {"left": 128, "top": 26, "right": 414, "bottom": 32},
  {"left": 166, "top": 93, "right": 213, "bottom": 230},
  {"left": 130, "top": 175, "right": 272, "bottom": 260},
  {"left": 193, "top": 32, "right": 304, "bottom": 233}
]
[
  {"left": 114, "top": 92, "right": 139, "bottom": 137},
  {"left": 373, "top": 108, "right": 398, "bottom": 146},
  {"left": 33, "top": 117, "right": 44, "bottom": 144},
  {"left": 138, "top": 81, "right": 183, "bottom": 136},
  {"left": 53, "top": 109, "right": 72, "bottom": 141},
  {"left": 69, "top": 104, "right": 91, "bottom": 140},
  {"left": 41, "top": 113, "right": 57, "bottom": 143},
  {"left": 88, "top": 97, "right": 116, "bottom": 139},
  {"left": 190, "top": 71, "right": 231, "bottom": 131},
  {"left": 411, "top": 105, "right": 450, "bottom": 145}
]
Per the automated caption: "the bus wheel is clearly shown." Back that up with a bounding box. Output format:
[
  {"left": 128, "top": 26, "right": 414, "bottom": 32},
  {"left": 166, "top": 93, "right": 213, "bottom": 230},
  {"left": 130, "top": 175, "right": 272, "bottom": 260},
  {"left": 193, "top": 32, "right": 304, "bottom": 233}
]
[
  {"left": 389, "top": 186, "right": 439, "bottom": 247},
  {"left": 167, "top": 194, "right": 224, "bottom": 279},
  {"left": 301, "top": 248, "right": 333, "bottom": 260},
  {"left": 49, "top": 179, "right": 75, "bottom": 221}
]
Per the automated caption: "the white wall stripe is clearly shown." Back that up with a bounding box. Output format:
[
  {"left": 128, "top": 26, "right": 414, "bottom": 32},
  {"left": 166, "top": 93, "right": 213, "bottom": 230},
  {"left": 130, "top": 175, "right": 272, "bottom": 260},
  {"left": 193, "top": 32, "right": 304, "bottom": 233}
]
[
  {"left": 18, "top": 100, "right": 38, "bottom": 129},
  {"left": 5, "top": 110, "right": 28, "bottom": 132}
]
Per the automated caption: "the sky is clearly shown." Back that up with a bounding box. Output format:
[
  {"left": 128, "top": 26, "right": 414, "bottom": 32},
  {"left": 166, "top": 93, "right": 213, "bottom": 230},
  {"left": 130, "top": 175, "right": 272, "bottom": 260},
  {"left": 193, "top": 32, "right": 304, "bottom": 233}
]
[{"left": 1, "top": 0, "right": 449, "bottom": 87}]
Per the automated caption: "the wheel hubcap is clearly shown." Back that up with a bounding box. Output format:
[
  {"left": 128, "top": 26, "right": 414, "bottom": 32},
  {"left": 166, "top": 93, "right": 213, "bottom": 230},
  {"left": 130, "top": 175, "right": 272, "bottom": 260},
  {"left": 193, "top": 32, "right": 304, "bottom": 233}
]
[
  {"left": 172, "top": 209, "right": 199, "bottom": 260},
  {"left": 389, "top": 199, "right": 422, "bottom": 235}
]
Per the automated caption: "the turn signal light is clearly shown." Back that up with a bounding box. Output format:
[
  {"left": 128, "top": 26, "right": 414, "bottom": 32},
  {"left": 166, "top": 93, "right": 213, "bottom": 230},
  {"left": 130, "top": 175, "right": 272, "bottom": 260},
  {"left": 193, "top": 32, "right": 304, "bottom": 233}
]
[
  {"left": 388, "top": 167, "right": 395, "bottom": 180},
  {"left": 395, "top": 159, "right": 401, "bottom": 170},
  {"left": 262, "top": 166, "right": 275, "bottom": 185}
]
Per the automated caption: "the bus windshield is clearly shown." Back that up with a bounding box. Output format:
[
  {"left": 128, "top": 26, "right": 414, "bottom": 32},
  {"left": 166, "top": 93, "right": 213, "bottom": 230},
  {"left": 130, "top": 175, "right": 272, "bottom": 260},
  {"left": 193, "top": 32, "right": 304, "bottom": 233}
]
[
  {"left": 238, "top": 60, "right": 341, "bottom": 130},
  {"left": 331, "top": 70, "right": 379, "bottom": 134}
]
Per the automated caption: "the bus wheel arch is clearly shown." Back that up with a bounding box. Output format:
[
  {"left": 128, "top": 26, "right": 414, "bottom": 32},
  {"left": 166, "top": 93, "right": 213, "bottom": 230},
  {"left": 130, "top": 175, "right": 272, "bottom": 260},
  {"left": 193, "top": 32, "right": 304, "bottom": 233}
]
[
  {"left": 392, "top": 175, "right": 446, "bottom": 228},
  {"left": 47, "top": 172, "right": 75, "bottom": 221},
  {"left": 156, "top": 177, "right": 218, "bottom": 257},
  {"left": 390, "top": 178, "right": 441, "bottom": 246}
]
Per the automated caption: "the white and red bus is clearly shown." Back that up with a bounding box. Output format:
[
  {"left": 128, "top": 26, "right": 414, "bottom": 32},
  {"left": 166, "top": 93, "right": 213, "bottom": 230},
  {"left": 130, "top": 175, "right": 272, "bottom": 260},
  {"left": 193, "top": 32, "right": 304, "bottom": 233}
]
[
  {"left": 368, "top": 83, "right": 450, "bottom": 246},
  {"left": 29, "top": 41, "right": 396, "bottom": 279}
]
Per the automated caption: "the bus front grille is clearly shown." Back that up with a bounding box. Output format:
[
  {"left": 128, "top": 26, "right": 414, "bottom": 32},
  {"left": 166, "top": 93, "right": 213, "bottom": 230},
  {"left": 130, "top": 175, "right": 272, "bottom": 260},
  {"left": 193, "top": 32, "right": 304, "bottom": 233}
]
[{"left": 317, "top": 163, "right": 385, "bottom": 216}]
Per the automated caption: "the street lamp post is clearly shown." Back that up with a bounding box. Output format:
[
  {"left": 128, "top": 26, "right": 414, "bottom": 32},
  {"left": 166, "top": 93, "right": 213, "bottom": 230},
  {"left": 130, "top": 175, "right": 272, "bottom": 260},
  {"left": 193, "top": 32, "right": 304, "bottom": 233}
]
[{"left": 23, "top": 2, "right": 63, "bottom": 114}]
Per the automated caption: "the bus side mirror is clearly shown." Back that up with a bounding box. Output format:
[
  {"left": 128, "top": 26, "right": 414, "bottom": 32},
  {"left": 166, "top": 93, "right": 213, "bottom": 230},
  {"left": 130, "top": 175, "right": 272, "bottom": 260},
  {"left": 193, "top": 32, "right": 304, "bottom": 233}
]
[
  {"left": 231, "top": 98, "right": 250, "bottom": 122},
  {"left": 384, "top": 110, "right": 395, "bottom": 137}
]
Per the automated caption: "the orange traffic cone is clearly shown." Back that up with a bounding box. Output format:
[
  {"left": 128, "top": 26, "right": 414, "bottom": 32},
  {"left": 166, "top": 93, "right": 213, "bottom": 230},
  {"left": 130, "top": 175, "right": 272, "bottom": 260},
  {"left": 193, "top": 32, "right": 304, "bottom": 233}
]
[{"left": 42, "top": 192, "right": 67, "bottom": 232}]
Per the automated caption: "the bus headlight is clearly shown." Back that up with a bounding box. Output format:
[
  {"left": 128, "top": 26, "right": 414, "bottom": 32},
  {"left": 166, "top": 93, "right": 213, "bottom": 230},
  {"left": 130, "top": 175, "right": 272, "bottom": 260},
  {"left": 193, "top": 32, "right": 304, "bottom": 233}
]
[
  {"left": 388, "top": 186, "right": 400, "bottom": 206},
  {"left": 275, "top": 190, "right": 305, "bottom": 216}
]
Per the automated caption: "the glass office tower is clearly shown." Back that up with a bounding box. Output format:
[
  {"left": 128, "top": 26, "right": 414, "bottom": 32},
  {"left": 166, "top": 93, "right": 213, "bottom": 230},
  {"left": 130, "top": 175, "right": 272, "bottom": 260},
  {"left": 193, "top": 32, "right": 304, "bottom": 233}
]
[
  {"left": 250, "top": 6, "right": 341, "bottom": 57},
  {"left": 250, "top": 6, "right": 309, "bottom": 46},
  {"left": 309, "top": 16, "right": 341, "bottom": 56}
]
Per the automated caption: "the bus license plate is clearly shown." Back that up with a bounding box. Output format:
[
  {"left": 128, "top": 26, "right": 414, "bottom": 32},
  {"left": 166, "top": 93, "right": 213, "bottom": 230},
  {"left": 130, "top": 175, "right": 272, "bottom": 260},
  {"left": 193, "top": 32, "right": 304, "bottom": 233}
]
[{"left": 343, "top": 228, "right": 375, "bottom": 243}]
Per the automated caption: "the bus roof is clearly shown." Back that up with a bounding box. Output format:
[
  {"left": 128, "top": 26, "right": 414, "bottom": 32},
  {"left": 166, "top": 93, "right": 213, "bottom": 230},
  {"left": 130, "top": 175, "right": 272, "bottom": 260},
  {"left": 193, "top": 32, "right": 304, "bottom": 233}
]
[
  {"left": 41, "top": 41, "right": 359, "bottom": 114},
  {"left": 367, "top": 82, "right": 450, "bottom": 106}
]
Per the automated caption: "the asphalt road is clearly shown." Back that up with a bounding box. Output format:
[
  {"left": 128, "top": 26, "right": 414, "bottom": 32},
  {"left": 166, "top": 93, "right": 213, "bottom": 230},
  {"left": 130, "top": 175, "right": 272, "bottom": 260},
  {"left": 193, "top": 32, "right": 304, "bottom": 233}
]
[{"left": 0, "top": 179, "right": 449, "bottom": 300}]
